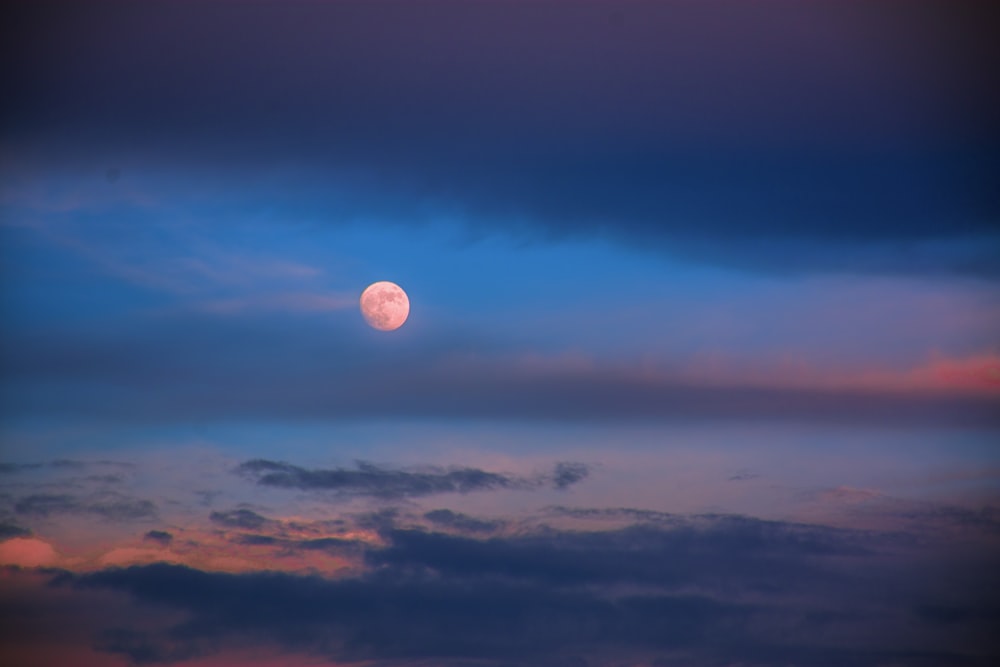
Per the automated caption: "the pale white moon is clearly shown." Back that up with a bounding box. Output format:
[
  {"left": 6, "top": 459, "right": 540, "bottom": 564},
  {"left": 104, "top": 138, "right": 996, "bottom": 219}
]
[{"left": 360, "top": 281, "right": 410, "bottom": 331}]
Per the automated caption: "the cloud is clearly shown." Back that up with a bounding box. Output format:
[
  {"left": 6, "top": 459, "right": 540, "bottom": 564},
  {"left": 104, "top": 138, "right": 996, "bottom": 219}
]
[
  {"left": 13, "top": 492, "right": 157, "bottom": 521},
  {"left": 424, "top": 509, "right": 503, "bottom": 534},
  {"left": 235, "top": 460, "right": 592, "bottom": 498},
  {"left": 4, "top": 316, "right": 997, "bottom": 427},
  {"left": 4, "top": 2, "right": 998, "bottom": 277},
  {"left": 142, "top": 530, "right": 173, "bottom": 547},
  {"left": 48, "top": 508, "right": 999, "bottom": 666},
  {"left": 0, "top": 537, "right": 57, "bottom": 567},
  {"left": 0, "top": 522, "right": 31, "bottom": 540},
  {"left": 551, "top": 462, "right": 590, "bottom": 489},
  {"left": 544, "top": 506, "right": 682, "bottom": 525},
  {"left": 209, "top": 509, "right": 270, "bottom": 530}
]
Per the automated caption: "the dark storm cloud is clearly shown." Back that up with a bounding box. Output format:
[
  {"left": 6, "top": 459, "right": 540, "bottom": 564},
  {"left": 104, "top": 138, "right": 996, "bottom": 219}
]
[
  {"left": 51, "top": 510, "right": 999, "bottom": 666},
  {"left": 3, "top": 1, "right": 998, "bottom": 276},
  {"left": 13, "top": 492, "right": 156, "bottom": 521},
  {"left": 3, "top": 315, "right": 998, "bottom": 427},
  {"left": 235, "top": 459, "right": 591, "bottom": 498}
]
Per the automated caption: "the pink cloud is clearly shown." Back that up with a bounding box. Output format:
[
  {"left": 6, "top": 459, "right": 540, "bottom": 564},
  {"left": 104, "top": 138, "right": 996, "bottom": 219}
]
[{"left": 0, "top": 538, "right": 59, "bottom": 568}]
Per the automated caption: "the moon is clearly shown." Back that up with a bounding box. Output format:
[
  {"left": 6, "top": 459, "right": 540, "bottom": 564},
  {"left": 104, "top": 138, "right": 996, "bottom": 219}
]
[{"left": 360, "top": 281, "right": 410, "bottom": 331}]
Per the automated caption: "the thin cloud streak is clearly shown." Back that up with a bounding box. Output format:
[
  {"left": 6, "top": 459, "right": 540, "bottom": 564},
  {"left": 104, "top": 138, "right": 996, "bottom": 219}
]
[{"left": 234, "top": 460, "right": 592, "bottom": 498}]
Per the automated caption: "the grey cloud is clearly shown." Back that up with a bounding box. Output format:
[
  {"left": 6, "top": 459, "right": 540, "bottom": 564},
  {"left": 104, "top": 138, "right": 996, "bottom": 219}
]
[
  {"left": 229, "top": 532, "right": 363, "bottom": 553},
  {"left": 550, "top": 462, "right": 590, "bottom": 489},
  {"left": 235, "top": 460, "right": 592, "bottom": 499},
  {"left": 424, "top": 509, "right": 504, "bottom": 534},
  {"left": 233, "top": 534, "right": 278, "bottom": 546},
  {"left": 0, "top": 522, "right": 31, "bottom": 540},
  {"left": 142, "top": 530, "right": 173, "bottom": 546},
  {"left": 209, "top": 509, "right": 270, "bottom": 530},
  {"left": 545, "top": 506, "right": 683, "bottom": 524},
  {"left": 352, "top": 508, "right": 401, "bottom": 533},
  {"left": 13, "top": 492, "right": 157, "bottom": 521},
  {"left": 14, "top": 494, "right": 77, "bottom": 517}
]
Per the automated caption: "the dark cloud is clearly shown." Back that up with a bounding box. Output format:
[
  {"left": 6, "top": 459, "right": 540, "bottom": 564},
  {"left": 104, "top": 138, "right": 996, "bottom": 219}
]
[
  {"left": 545, "top": 506, "right": 682, "bottom": 524},
  {"left": 551, "top": 462, "right": 590, "bottom": 489},
  {"left": 142, "top": 530, "right": 173, "bottom": 547},
  {"left": 230, "top": 532, "right": 364, "bottom": 554},
  {"left": 209, "top": 509, "right": 269, "bottom": 530},
  {"left": 232, "top": 534, "right": 278, "bottom": 547},
  {"left": 14, "top": 494, "right": 76, "bottom": 517},
  {"left": 0, "top": 521, "right": 31, "bottom": 540},
  {"left": 424, "top": 509, "right": 503, "bottom": 534},
  {"left": 3, "top": 1, "right": 998, "bottom": 276},
  {"left": 367, "top": 519, "right": 886, "bottom": 589},
  {"left": 235, "top": 460, "right": 591, "bottom": 499},
  {"left": 13, "top": 492, "right": 156, "bottom": 521},
  {"left": 51, "top": 510, "right": 999, "bottom": 666},
  {"left": 353, "top": 508, "right": 401, "bottom": 533}
]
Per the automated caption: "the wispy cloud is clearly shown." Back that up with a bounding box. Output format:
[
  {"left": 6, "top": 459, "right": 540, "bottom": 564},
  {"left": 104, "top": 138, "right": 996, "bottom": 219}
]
[
  {"left": 209, "top": 509, "right": 270, "bottom": 530},
  {"left": 191, "top": 291, "right": 354, "bottom": 315},
  {"left": 13, "top": 491, "right": 157, "bottom": 521},
  {"left": 234, "top": 459, "right": 591, "bottom": 499}
]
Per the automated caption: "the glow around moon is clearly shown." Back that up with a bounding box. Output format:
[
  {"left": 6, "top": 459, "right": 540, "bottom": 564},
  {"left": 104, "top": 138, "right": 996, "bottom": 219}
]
[{"left": 360, "top": 281, "right": 410, "bottom": 331}]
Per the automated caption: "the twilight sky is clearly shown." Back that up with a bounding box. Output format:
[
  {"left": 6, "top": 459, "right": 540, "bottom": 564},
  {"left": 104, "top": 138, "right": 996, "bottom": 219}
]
[{"left": 1, "top": 2, "right": 999, "bottom": 666}]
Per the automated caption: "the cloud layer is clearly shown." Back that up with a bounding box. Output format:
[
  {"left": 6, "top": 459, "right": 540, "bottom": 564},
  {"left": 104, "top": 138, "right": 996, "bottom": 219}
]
[
  {"left": 30, "top": 509, "right": 997, "bottom": 667},
  {"left": 4, "top": 1, "right": 998, "bottom": 276}
]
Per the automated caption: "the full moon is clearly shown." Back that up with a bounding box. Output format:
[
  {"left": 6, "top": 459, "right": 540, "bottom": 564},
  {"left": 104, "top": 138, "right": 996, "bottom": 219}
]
[{"left": 360, "top": 281, "right": 410, "bottom": 331}]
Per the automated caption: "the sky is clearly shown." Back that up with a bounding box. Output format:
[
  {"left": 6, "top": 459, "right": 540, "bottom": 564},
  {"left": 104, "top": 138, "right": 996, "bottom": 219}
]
[{"left": 1, "top": 1, "right": 999, "bottom": 666}]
